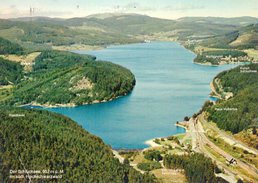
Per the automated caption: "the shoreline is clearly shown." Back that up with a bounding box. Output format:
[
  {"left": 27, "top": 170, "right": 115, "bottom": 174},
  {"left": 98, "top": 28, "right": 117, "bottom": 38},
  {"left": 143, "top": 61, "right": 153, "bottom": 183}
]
[
  {"left": 144, "top": 138, "right": 162, "bottom": 148},
  {"left": 193, "top": 61, "right": 218, "bottom": 66},
  {"left": 19, "top": 92, "right": 131, "bottom": 109},
  {"left": 36, "top": 41, "right": 236, "bottom": 150},
  {"left": 144, "top": 123, "right": 188, "bottom": 148},
  {"left": 49, "top": 41, "right": 229, "bottom": 150},
  {"left": 52, "top": 44, "right": 105, "bottom": 51},
  {"left": 53, "top": 41, "right": 146, "bottom": 52},
  {"left": 209, "top": 81, "right": 223, "bottom": 100},
  {"left": 175, "top": 123, "right": 188, "bottom": 131},
  {"left": 180, "top": 43, "right": 253, "bottom": 66}
]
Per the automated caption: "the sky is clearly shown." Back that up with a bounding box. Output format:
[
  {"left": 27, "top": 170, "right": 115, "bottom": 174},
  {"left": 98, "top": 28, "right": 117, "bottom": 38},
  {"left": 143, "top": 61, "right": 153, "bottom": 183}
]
[{"left": 0, "top": 0, "right": 258, "bottom": 19}]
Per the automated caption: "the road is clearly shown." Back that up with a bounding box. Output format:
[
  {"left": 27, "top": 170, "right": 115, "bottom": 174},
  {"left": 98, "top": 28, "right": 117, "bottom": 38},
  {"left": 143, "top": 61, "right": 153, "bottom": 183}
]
[
  {"left": 112, "top": 150, "right": 124, "bottom": 163},
  {"left": 199, "top": 114, "right": 258, "bottom": 155},
  {"left": 188, "top": 117, "right": 258, "bottom": 182},
  {"left": 210, "top": 81, "right": 222, "bottom": 99}
]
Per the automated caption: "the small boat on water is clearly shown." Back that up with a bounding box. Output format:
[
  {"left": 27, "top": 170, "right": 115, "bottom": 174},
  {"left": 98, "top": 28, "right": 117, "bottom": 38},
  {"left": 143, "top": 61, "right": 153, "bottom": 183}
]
[{"left": 144, "top": 39, "right": 151, "bottom": 43}]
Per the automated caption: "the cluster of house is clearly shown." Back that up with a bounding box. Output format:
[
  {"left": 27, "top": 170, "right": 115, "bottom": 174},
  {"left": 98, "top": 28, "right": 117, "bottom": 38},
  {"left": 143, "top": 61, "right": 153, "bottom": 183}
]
[
  {"left": 205, "top": 55, "right": 253, "bottom": 62},
  {"left": 220, "top": 55, "right": 253, "bottom": 63}
]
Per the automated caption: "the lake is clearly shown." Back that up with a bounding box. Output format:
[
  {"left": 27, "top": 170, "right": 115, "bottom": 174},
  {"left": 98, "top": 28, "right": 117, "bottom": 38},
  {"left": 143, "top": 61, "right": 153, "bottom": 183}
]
[{"left": 45, "top": 42, "right": 235, "bottom": 149}]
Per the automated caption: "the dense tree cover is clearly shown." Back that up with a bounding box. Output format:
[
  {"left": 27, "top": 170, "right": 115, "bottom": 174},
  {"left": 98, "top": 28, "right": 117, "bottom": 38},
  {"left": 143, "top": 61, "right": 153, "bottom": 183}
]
[
  {"left": 208, "top": 85, "right": 258, "bottom": 133},
  {"left": 0, "top": 37, "right": 24, "bottom": 55},
  {"left": 202, "top": 50, "right": 247, "bottom": 58},
  {"left": 199, "top": 101, "right": 214, "bottom": 114},
  {"left": 0, "top": 58, "right": 23, "bottom": 85},
  {"left": 201, "top": 31, "right": 239, "bottom": 49},
  {"left": 207, "top": 64, "right": 258, "bottom": 133},
  {"left": 143, "top": 150, "right": 162, "bottom": 162},
  {"left": 5, "top": 50, "right": 136, "bottom": 106},
  {"left": 137, "top": 162, "right": 162, "bottom": 172},
  {"left": 194, "top": 54, "right": 220, "bottom": 65},
  {"left": 0, "top": 107, "right": 157, "bottom": 183},
  {"left": 194, "top": 49, "right": 248, "bottom": 65},
  {"left": 33, "top": 50, "right": 96, "bottom": 71},
  {"left": 214, "top": 64, "right": 258, "bottom": 95},
  {"left": 163, "top": 153, "right": 217, "bottom": 183},
  {"left": 163, "top": 154, "right": 187, "bottom": 169}
]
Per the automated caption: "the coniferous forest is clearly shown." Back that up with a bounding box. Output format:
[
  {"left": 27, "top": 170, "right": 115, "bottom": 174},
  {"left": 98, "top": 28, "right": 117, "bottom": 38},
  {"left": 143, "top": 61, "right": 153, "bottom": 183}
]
[
  {"left": 1, "top": 50, "right": 136, "bottom": 106},
  {"left": 208, "top": 64, "right": 258, "bottom": 133},
  {"left": 0, "top": 58, "right": 23, "bottom": 85},
  {"left": 0, "top": 107, "right": 156, "bottom": 183},
  {"left": 164, "top": 153, "right": 217, "bottom": 183},
  {"left": 0, "top": 10, "right": 258, "bottom": 182},
  {"left": 0, "top": 37, "right": 24, "bottom": 55}
]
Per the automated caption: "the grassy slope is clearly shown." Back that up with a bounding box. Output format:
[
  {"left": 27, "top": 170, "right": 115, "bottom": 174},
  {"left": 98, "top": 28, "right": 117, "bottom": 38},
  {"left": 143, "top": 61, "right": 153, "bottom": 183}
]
[
  {"left": 204, "top": 24, "right": 257, "bottom": 50},
  {"left": 230, "top": 24, "right": 258, "bottom": 49},
  {"left": 0, "top": 107, "right": 156, "bottom": 182}
]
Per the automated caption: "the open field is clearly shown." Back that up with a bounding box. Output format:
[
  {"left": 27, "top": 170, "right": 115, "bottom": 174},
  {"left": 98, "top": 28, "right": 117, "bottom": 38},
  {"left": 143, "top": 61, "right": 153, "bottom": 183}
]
[
  {"left": 244, "top": 49, "right": 258, "bottom": 61},
  {"left": 0, "top": 52, "right": 41, "bottom": 72},
  {"left": 194, "top": 46, "right": 227, "bottom": 53},
  {"left": 152, "top": 169, "right": 187, "bottom": 183}
]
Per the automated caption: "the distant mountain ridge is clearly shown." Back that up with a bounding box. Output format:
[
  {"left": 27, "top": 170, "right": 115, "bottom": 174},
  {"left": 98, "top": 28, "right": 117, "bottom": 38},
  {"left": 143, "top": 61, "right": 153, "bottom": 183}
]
[
  {"left": 177, "top": 16, "right": 258, "bottom": 26},
  {"left": 1, "top": 13, "right": 258, "bottom": 53},
  {"left": 8, "top": 13, "right": 258, "bottom": 23}
]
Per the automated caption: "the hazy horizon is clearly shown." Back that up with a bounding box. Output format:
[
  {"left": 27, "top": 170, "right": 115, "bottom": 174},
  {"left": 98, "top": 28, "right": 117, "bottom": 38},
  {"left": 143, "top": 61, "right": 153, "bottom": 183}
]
[
  {"left": 0, "top": 0, "right": 258, "bottom": 20},
  {"left": 2, "top": 12, "right": 258, "bottom": 21}
]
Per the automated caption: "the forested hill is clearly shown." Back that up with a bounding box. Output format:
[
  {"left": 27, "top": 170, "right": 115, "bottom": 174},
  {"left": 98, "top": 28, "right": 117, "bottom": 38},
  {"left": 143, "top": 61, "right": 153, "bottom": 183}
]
[
  {"left": 4, "top": 50, "right": 136, "bottom": 107},
  {"left": 207, "top": 63, "right": 258, "bottom": 134},
  {"left": 199, "top": 23, "right": 258, "bottom": 50},
  {"left": 0, "top": 18, "right": 140, "bottom": 51},
  {"left": 0, "top": 37, "right": 24, "bottom": 55},
  {"left": 2, "top": 14, "right": 255, "bottom": 51},
  {"left": 0, "top": 107, "right": 156, "bottom": 182},
  {"left": 0, "top": 58, "right": 23, "bottom": 85},
  {"left": 230, "top": 24, "right": 258, "bottom": 50}
]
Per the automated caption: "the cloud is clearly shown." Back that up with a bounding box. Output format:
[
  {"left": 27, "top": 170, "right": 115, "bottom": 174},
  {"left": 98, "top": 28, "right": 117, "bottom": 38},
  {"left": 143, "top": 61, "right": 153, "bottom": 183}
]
[
  {"left": 10, "top": 5, "right": 16, "bottom": 9},
  {"left": 34, "top": 10, "right": 73, "bottom": 17},
  {"left": 0, "top": 5, "right": 27, "bottom": 18},
  {"left": 163, "top": 4, "right": 205, "bottom": 11},
  {"left": 101, "top": 2, "right": 156, "bottom": 13},
  {"left": 123, "top": 2, "right": 156, "bottom": 12},
  {"left": 0, "top": 5, "right": 73, "bottom": 18}
]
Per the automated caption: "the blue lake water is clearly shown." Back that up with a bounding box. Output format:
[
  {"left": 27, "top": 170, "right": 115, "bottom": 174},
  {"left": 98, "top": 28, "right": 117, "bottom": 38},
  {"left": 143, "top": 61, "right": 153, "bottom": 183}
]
[{"left": 43, "top": 42, "right": 235, "bottom": 149}]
